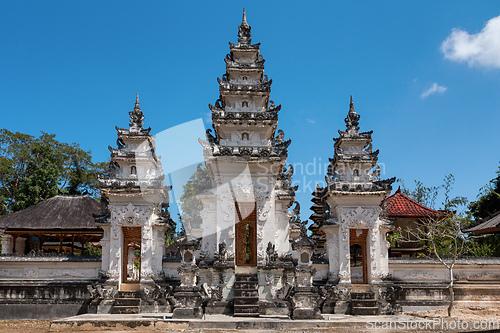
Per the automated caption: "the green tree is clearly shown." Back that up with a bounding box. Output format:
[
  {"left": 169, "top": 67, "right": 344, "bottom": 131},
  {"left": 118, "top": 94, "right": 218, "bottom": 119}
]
[
  {"left": 396, "top": 175, "right": 488, "bottom": 316},
  {"left": 179, "top": 164, "right": 212, "bottom": 238},
  {"left": 0, "top": 129, "right": 105, "bottom": 216},
  {"left": 399, "top": 212, "right": 470, "bottom": 316},
  {"left": 469, "top": 162, "right": 500, "bottom": 220},
  {"left": 398, "top": 174, "right": 467, "bottom": 211},
  {"left": 466, "top": 163, "right": 500, "bottom": 256}
]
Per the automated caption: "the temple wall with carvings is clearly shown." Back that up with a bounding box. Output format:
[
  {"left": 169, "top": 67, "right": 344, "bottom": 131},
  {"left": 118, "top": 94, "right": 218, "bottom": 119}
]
[
  {"left": 0, "top": 256, "right": 101, "bottom": 280},
  {"left": 389, "top": 258, "right": 500, "bottom": 284}
]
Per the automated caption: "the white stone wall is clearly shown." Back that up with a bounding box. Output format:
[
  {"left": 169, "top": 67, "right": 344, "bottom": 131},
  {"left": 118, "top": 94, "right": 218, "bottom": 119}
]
[
  {"left": 389, "top": 259, "right": 500, "bottom": 284},
  {"left": 0, "top": 259, "right": 100, "bottom": 280}
]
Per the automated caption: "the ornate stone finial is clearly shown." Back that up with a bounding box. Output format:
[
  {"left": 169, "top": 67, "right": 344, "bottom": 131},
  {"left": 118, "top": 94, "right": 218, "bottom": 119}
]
[
  {"left": 129, "top": 93, "right": 145, "bottom": 131},
  {"left": 242, "top": 8, "right": 247, "bottom": 25},
  {"left": 238, "top": 8, "right": 252, "bottom": 45},
  {"left": 345, "top": 95, "right": 360, "bottom": 133}
]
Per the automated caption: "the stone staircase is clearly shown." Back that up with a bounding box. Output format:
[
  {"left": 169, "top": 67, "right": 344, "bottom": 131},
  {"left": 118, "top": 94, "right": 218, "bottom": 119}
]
[
  {"left": 351, "top": 291, "right": 378, "bottom": 315},
  {"left": 112, "top": 291, "right": 141, "bottom": 314},
  {"left": 233, "top": 273, "right": 259, "bottom": 317}
]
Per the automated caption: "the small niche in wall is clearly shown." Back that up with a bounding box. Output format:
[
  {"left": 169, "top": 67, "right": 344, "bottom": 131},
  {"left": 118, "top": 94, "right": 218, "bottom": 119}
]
[
  {"left": 242, "top": 100, "right": 249, "bottom": 108},
  {"left": 131, "top": 165, "right": 137, "bottom": 176},
  {"left": 241, "top": 132, "right": 249, "bottom": 141},
  {"left": 300, "top": 252, "right": 310, "bottom": 264},
  {"left": 184, "top": 251, "right": 193, "bottom": 264}
]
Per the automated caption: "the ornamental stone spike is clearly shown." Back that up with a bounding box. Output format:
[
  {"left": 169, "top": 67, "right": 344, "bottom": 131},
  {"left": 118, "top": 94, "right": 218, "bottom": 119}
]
[
  {"left": 345, "top": 95, "right": 360, "bottom": 133},
  {"left": 242, "top": 8, "right": 247, "bottom": 26},
  {"left": 129, "top": 93, "right": 145, "bottom": 130},
  {"left": 238, "top": 8, "right": 252, "bottom": 45}
]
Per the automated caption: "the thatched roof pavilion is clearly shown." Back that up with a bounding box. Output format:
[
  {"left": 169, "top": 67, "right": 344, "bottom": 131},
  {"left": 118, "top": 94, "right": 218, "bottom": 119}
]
[{"left": 0, "top": 195, "right": 103, "bottom": 254}]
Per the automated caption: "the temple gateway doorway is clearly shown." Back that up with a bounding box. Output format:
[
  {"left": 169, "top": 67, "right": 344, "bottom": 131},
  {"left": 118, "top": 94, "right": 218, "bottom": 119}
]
[
  {"left": 122, "top": 227, "right": 141, "bottom": 285},
  {"left": 349, "top": 228, "right": 368, "bottom": 284},
  {"left": 235, "top": 202, "right": 257, "bottom": 267}
]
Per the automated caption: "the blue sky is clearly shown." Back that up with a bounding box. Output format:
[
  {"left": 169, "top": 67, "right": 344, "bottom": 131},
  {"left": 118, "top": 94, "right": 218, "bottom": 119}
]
[{"left": 2, "top": 1, "right": 499, "bottom": 223}]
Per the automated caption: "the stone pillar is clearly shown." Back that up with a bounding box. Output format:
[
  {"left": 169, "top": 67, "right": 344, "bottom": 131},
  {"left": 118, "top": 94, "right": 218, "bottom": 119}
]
[
  {"left": 1, "top": 235, "right": 13, "bottom": 254},
  {"left": 290, "top": 234, "right": 321, "bottom": 319},
  {"left": 107, "top": 225, "right": 122, "bottom": 284},
  {"left": 322, "top": 225, "right": 340, "bottom": 282},
  {"left": 140, "top": 221, "right": 154, "bottom": 286},
  {"left": 151, "top": 224, "right": 166, "bottom": 278},
  {"left": 15, "top": 237, "right": 27, "bottom": 255},
  {"left": 338, "top": 224, "right": 351, "bottom": 285},
  {"left": 100, "top": 226, "right": 111, "bottom": 275}
]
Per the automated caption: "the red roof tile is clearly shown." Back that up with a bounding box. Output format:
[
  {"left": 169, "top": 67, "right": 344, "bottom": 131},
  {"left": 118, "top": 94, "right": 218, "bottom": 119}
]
[{"left": 385, "top": 187, "right": 443, "bottom": 218}]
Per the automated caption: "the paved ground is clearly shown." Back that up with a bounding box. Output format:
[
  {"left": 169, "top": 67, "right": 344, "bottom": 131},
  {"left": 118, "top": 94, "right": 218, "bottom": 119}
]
[
  {"left": 2, "top": 307, "right": 500, "bottom": 333},
  {"left": 48, "top": 313, "right": 496, "bottom": 332}
]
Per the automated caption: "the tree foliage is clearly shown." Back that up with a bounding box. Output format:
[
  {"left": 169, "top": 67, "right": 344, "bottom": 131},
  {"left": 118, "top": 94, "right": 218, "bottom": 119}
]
[
  {"left": 398, "top": 174, "right": 468, "bottom": 211},
  {"left": 0, "top": 129, "right": 105, "bottom": 216},
  {"left": 468, "top": 162, "right": 500, "bottom": 220},
  {"left": 179, "top": 164, "right": 212, "bottom": 237}
]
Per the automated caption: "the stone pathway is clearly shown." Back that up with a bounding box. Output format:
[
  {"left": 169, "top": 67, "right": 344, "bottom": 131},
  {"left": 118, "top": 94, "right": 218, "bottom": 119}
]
[{"left": 49, "top": 313, "right": 460, "bottom": 332}]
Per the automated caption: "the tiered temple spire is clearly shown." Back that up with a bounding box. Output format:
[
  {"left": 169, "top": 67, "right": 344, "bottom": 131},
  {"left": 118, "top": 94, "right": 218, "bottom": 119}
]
[
  {"left": 100, "top": 95, "right": 165, "bottom": 195},
  {"left": 326, "top": 96, "right": 395, "bottom": 193},
  {"left": 308, "top": 185, "right": 327, "bottom": 248},
  {"left": 201, "top": 9, "right": 290, "bottom": 159}
]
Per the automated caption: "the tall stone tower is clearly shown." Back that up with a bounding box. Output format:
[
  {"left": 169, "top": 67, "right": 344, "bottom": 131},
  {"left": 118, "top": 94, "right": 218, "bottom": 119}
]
[
  {"left": 196, "top": 10, "right": 297, "bottom": 316},
  {"left": 320, "top": 97, "right": 395, "bottom": 286},
  {"left": 98, "top": 95, "right": 172, "bottom": 290},
  {"left": 198, "top": 10, "right": 295, "bottom": 264}
]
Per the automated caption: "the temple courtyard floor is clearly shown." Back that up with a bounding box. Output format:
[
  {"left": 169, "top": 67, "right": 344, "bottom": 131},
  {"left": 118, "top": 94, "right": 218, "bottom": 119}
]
[{"left": 0, "top": 305, "right": 500, "bottom": 333}]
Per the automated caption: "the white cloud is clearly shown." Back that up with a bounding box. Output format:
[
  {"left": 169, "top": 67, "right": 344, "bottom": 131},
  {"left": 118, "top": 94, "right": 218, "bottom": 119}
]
[
  {"left": 421, "top": 83, "right": 447, "bottom": 99},
  {"left": 441, "top": 15, "right": 500, "bottom": 68},
  {"left": 306, "top": 118, "right": 316, "bottom": 124}
]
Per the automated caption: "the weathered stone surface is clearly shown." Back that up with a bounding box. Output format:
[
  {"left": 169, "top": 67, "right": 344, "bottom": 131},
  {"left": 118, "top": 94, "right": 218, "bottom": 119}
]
[
  {"left": 205, "top": 300, "right": 233, "bottom": 314},
  {"left": 259, "top": 300, "right": 290, "bottom": 316},
  {"left": 291, "top": 307, "right": 322, "bottom": 319},
  {"left": 172, "top": 307, "right": 203, "bottom": 319}
]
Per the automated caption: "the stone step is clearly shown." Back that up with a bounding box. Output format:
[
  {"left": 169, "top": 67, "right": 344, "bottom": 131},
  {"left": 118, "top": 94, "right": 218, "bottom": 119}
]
[
  {"left": 351, "top": 292, "right": 375, "bottom": 300},
  {"left": 114, "top": 298, "right": 141, "bottom": 307},
  {"left": 235, "top": 274, "right": 258, "bottom": 282},
  {"left": 233, "top": 312, "right": 260, "bottom": 317},
  {"left": 234, "top": 292, "right": 259, "bottom": 299},
  {"left": 117, "top": 291, "right": 139, "bottom": 298},
  {"left": 233, "top": 274, "right": 259, "bottom": 317},
  {"left": 234, "top": 283, "right": 259, "bottom": 290},
  {"left": 111, "top": 306, "right": 140, "bottom": 314},
  {"left": 351, "top": 299, "right": 378, "bottom": 307},
  {"left": 352, "top": 306, "right": 378, "bottom": 316},
  {"left": 234, "top": 297, "right": 259, "bottom": 305},
  {"left": 234, "top": 305, "right": 260, "bottom": 314}
]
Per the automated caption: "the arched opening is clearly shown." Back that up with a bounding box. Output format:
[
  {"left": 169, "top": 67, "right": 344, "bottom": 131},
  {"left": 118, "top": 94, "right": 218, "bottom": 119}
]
[
  {"left": 131, "top": 165, "right": 137, "bottom": 176},
  {"left": 122, "top": 227, "right": 141, "bottom": 286},
  {"left": 242, "top": 101, "right": 249, "bottom": 108},
  {"left": 184, "top": 251, "right": 193, "bottom": 264},
  {"left": 300, "top": 252, "right": 310, "bottom": 264},
  {"left": 235, "top": 202, "right": 257, "bottom": 266},
  {"left": 353, "top": 169, "right": 359, "bottom": 177},
  {"left": 241, "top": 132, "right": 249, "bottom": 141},
  {"left": 349, "top": 229, "right": 368, "bottom": 283}
]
